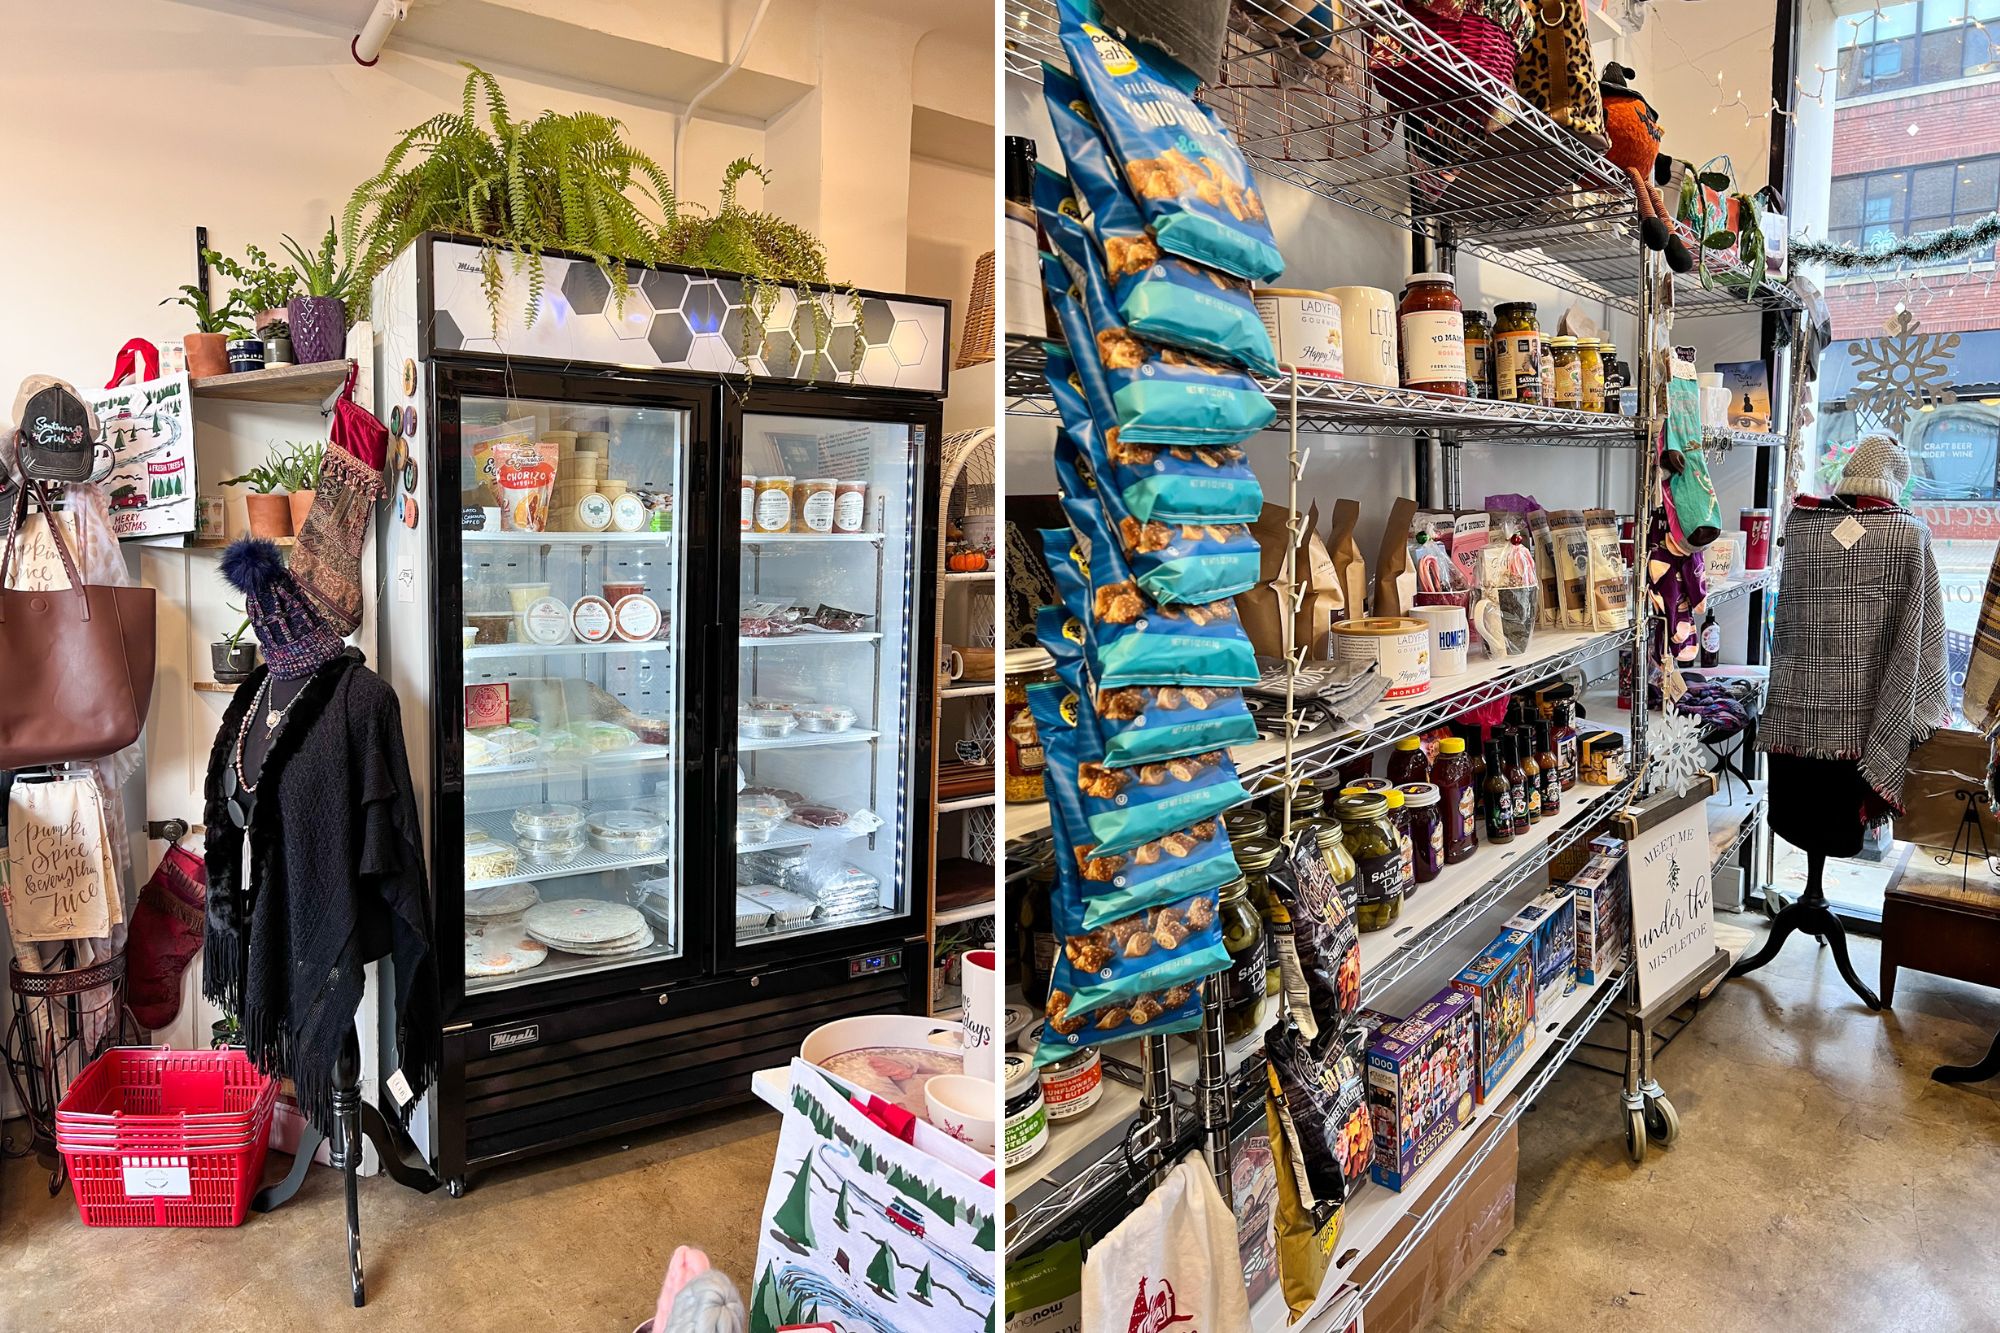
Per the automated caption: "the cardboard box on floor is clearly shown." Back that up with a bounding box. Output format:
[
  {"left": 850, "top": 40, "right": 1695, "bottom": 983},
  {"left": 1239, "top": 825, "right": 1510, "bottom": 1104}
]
[{"left": 1350, "top": 1118, "right": 1519, "bottom": 1333}]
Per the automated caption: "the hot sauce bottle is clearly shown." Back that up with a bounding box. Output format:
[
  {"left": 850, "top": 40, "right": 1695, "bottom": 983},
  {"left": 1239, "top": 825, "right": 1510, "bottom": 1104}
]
[
  {"left": 1536, "top": 721, "right": 1562, "bottom": 819},
  {"left": 1516, "top": 728, "right": 1543, "bottom": 825},
  {"left": 1553, "top": 700, "right": 1580, "bottom": 790},
  {"left": 1505, "top": 732, "right": 1531, "bottom": 835},
  {"left": 1483, "top": 742, "right": 1516, "bottom": 844}
]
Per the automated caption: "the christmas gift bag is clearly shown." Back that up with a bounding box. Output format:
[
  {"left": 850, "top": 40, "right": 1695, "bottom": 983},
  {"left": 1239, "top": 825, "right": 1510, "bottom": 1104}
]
[
  {"left": 1081, "top": 1154, "right": 1253, "bottom": 1333},
  {"left": 750, "top": 1059, "right": 997, "bottom": 1333}
]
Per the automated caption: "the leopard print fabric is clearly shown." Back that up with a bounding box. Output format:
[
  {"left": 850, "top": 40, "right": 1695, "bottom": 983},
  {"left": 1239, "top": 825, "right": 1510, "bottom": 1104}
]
[{"left": 1514, "top": 1, "right": 1606, "bottom": 149}]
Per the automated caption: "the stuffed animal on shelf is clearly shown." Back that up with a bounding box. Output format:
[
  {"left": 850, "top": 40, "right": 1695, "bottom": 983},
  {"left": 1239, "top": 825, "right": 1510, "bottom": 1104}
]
[{"left": 1601, "top": 63, "right": 1694, "bottom": 273}]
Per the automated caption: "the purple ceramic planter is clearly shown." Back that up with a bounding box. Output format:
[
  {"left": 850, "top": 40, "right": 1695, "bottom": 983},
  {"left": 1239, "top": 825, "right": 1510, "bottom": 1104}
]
[{"left": 288, "top": 294, "right": 347, "bottom": 365}]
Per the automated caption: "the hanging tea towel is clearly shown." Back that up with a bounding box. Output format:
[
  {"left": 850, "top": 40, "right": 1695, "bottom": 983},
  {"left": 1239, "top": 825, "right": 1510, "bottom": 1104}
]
[
  {"left": 4, "top": 775, "right": 123, "bottom": 943},
  {"left": 1082, "top": 1154, "right": 1252, "bottom": 1333}
]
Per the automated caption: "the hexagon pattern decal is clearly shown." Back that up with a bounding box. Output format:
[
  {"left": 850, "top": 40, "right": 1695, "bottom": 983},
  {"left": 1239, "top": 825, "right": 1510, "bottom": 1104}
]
[{"left": 424, "top": 241, "right": 946, "bottom": 391}]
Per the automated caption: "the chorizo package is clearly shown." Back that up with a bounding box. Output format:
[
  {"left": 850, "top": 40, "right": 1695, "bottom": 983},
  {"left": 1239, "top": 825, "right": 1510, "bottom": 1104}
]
[
  {"left": 1274, "top": 829, "right": 1360, "bottom": 1043},
  {"left": 1043, "top": 65, "right": 1277, "bottom": 374},
  {"left": 1047, "top": 344, "right": 1263, "bottom": 525},
  {"left": 1055, "top": 430, "right": 1260, "bottom": 606},
  {"left": 1038, "top": 175, "right": 1275, "bottom": 446},
  {"left": 1057, "top": 0, "right": 1285, "bottom": 284},
  {"left": 1265, "top": 1021, "right": 1374, "bottom": 1213},
  {"left": 1042, "top": 518, "right": 1259, "bottom": 691}
]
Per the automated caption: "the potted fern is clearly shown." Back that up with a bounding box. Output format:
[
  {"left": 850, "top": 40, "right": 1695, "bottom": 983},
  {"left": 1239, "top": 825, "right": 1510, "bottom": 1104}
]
[
  {"left": 282, "top": 221, "right": 355, "bottom": 365},
  {"left": 220, "top": 457, "right": 292, "bottom": 540},
  {"left": 163, "top": 285, "right": 249, "bottom": 378}
]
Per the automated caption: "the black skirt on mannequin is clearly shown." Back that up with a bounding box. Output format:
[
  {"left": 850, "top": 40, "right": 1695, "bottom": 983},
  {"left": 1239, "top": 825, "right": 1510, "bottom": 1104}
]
[{"left": 1766, "top": 752, "right": 1876, "bottom": 858}]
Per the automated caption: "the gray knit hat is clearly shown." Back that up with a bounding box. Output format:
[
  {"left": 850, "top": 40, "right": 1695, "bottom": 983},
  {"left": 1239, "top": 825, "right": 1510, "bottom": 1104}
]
[{"left": 1838, "top": 432, "right": 1911, "bottom": 502}]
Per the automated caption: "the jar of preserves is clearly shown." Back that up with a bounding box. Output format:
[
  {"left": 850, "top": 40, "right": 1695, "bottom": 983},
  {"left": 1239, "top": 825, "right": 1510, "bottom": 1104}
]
[
  {"left": 1462, "top": 308, "right": 1493, "bottom": 398},
  {"left": 1550, "top": 336, "right": 1582, "bottom": 409},
  {"left": 1397, "top": 273, "right": 1466, "bottom": 396},
  {"left": 1004, "top": 648, "right": 1057, "bottom": 803},
  {"left": 1218, "top": 875, "right": 1268, "bottom": 1042},
  {"left": 1493, "top": 302, "right": 1540, "bottom": 403},
  {"left": 752, "top": 475, "right": 794, "bottom": 532},
  {"left": 1399, "top": 782, "right": 1443, "bottom": 884},
  {"left": 1578, "top": 339, "right": 1606, "bottom": 413},
  {"left": 1385, "top": 735, "right": 1430, "bottom": 786},
  {"left": 1233, "top": 834, "right": 1286, "bottom": 998},
  {"left": 1432, "top": 736, "right": 1478, "bottom": 863},
  {"left": 1336, "top": 793, "right": 1402, "bottom": 932},
  {"left": 792, "top": 477, "right": 837, "bottom": 533}
]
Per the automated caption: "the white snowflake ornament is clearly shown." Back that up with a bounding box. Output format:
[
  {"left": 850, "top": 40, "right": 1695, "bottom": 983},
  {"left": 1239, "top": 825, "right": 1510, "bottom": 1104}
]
[{"left": 1645, "top": 708, "right": 1710, "bottom": 798}]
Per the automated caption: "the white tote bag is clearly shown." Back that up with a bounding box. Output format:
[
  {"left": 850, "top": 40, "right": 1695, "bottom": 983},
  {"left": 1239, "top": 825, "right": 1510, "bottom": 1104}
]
[
  {"left": 1083, "top": 1154, "right": 1253, "bottom": 1333},
  {"left": 4, "top": 774, "right": 123, "bottom": 943}
]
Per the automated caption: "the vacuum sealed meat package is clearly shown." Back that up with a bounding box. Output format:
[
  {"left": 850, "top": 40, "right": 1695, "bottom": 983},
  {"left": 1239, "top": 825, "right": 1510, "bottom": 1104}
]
[
  {"left": 1043, "top": 65, "right": 1277, "bottom": 374},
  {"left": 1047, "top": 345, "right": 1263, "bottom": 525},
  {"left": 1037, "top": 176, "right": 1275, "bottom": 446},
  {"left": 1056, "top": 0, "right": 1284, "bottom": 284},
  {"left": 1054, "top": 430, "right": 1259, "bottom": 606}
]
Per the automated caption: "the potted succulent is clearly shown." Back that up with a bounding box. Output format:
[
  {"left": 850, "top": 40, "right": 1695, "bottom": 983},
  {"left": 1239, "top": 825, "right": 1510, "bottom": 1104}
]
[
  {"left": 277, "top": 439, "right": 325, "bottom": 532},
  {"left": 212, "top": 612, "right": 259, "bottom": 685},
  {"left": 205, "top": 242, "right": 300, "bottom": 338},
  {"left": 221, "top": 456, "right": 293, "bottom": 539},
  {"left": 282, "top": 221, "right": 354, "bottom": 365},
  {"left": 162, "top": 284, "right": 249, "bottom": 378},
  {"left": 262, "top": 317, "right": 294, "bottom": 367}
]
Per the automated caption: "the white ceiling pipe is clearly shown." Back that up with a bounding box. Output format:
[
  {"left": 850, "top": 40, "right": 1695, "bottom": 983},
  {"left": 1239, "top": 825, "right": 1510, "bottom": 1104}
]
[
  {"left": 352, "top": 0, "right": 408, "bottom": 67},
  {"left": 673, "top": 0, "right": 775, "bottom": 187}
]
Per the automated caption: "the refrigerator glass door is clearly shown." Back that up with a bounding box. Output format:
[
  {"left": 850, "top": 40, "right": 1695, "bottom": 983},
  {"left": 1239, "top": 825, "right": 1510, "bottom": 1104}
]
[
  {"left": 457, "top": 395, "right": 688, "bottom": 993},
  {"left": 733, "top": 415, "right": 921, "bottom": 946}
]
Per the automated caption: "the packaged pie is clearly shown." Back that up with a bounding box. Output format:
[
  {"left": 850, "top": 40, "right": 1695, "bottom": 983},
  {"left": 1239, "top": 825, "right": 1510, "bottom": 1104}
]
[
  {"left": 794, "top": 704, "right": 857, "bottom": 734},
  {"left": 465, "top": 839, "right": 519, "bottom": 882},
  {"left": 738, "top": 709, "right": 797, "bottom": 739},
  {"left": 515, "top": 830, "right": 584, "bottom": 864},
  {"left": 586, "top": 811, "right": 669, "bottom": 854},
  {"left": 512, "top": 802, "right": 585, "bottom": 841}
]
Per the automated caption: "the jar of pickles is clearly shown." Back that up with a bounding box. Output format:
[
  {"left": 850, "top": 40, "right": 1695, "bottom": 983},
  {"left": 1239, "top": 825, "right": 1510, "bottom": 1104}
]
[
  {"left": 1233, "top": 834, "right": 1286, "bottom": 998},
  {"left": 1297, "top": 817, "right": 1357, "bottom": 905},
  {"left": 1494, "top": 302, "right": 1540, "bottom": 402},
  {"left": 1463, "top": 308, "right": 1493, "bottom": 398},
  {"left": 1578, "top": 339, "right": 1606, "bottom": 413},
  {"left": 1336, "top": 793, "right": 1402, "bottom": 932},
  {"left": 1224, "top": 807, "right": 1270, "bottom": 842},
  {"left": 1218, "top": 875, "right": 1268, "bottom": 1042},
  {"left": 1003, "top": 648, "right": 1057, "bottom": 803},
  {"left": 1550, "top": 336, "right": 1582, "bottom": 409},
  {"left": 1264, "top": 782, "right": 1325, "bottom": 830}
]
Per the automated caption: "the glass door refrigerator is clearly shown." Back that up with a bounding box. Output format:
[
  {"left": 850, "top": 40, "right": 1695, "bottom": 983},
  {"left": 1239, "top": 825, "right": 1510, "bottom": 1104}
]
[{"left": 370, "top": 236, "right": 948, "bottom": 1193}]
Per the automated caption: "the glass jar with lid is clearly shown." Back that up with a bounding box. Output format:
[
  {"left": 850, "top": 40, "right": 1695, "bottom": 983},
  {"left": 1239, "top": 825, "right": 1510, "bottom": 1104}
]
[
  {"left": 1463, "top": 308, "right": 1493, "bottom": 398},
  {"left": 1218, "top": 875, "right": 1268, "bottom": 1041},
  {"left": 1224, "top": 807, "right": 1270, "bottom": 842},
  {"left": 1550, "top": 336, "right": 1582, "bottom": 410},
  {"left": 1294, "top": 816, "right": 1356, "bottom": 905},
  {"left": 1003, "top": 647, "right": 1057, "bottom": 803},
  {"left": 1335, "top": 793, "right": 1402, "bottom": 932},
  {"left": 1493, "top": 302, "right": 1540, "bottom": 403},
  {"left": 1399, "top": 782, "right": 1444, "bottom": 884},
  {"left": 1577, "top": 339, "right": 1606, "bottom": 413},
  {"left": 1233, "top": 833, "right": 1286, "bottom": 998},
  {"left": 1398, "top": 273, "right": 1466, "bottom": 396},
  {"left": 1264, "top": 782, "right": 1325, "bottom": 830}
]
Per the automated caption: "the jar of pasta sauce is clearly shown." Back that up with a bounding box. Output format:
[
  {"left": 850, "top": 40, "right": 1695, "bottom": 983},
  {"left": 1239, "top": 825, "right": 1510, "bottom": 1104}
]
[{"left": 1398, "top": 273, "right": 1466, "bottom": 396}]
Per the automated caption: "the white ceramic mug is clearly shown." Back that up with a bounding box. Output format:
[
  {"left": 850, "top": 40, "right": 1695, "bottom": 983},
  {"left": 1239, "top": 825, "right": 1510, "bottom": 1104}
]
[
  {"left": 960, "top": 948, "right": 998, "bottom": 1081},
  {"left": 1412, "top": 604, "right": 1469, "bottom": 678},
  {"left": 924, "top": 1074, "right": 999, "bottom": 1156},
  {"left": 1326, "top": 286, "right": 1398, "bottom": 387}
]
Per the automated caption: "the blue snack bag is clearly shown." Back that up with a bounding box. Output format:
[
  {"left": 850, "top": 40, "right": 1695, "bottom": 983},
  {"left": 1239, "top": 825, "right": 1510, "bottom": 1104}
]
[
  {"left": 1056, "top": 0, "right": 1284, "bottom": 284},
  {"left": 1043, "top": 65, "right": 1277, "bottom": 375},
  {"left": 1037, "top": 604, "right": 1259, "bottom": 772},
  {"left": 1046, "top": 345, "right": 1261, "bottom": 525},
  {"left": 1037, "top": 183, "right": 1275, "bottom": 447},
  {"left": 1054, "top": 430, "right": 1259, "bottom": 606},
  {"left": 1029, "top": 681, "right": 1246, "bottom": 858}
]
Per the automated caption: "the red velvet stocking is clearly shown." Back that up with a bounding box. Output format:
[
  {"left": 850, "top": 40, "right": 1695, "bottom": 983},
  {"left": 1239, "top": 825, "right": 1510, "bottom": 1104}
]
[{"left": 124, "top": 844, "right": 208, "bottom": 1032}]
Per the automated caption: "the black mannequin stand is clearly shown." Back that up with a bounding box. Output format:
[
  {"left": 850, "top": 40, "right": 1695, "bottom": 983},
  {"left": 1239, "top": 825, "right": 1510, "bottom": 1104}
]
[
  {"left": 1934, "top": 1028, "right": 2000, "bottom": 1084},
  {"left": 1727, "top": 849, "right": 1883, "bottom": 1009},
  {"left": 230, "top": 667, "right": 439, "bottom": 1308}
]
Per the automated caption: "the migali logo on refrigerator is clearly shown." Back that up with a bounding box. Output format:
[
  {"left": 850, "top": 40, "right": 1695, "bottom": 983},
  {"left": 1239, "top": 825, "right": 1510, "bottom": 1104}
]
[{"left": 489, "top": 1023, "right": 540, "bottom": 1051}]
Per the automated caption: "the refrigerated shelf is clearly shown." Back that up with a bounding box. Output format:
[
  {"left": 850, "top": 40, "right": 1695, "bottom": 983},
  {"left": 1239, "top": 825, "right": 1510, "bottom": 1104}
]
[
  {"left": 738, "top": 632, "right": 883, "bottom": 647},
  {"left": 464, "top": 640, "right": 671, "bottom": 662},
  {"left": 737, "top": 728, "right": 881, "bottom": 752},
  {"left": 463, "top": 530, "right": 679, "bottom": 544},
  {"left": 462, "top": 813, "right": 671, "bottom": 889},
  {"left": 742, "top": 531, "right": 884, "bottom": 544}
]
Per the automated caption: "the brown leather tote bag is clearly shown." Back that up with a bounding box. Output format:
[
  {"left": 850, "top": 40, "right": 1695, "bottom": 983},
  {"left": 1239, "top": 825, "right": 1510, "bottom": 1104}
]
[{"left": 0, "top": 483, "right": 156, "bottom": 767}]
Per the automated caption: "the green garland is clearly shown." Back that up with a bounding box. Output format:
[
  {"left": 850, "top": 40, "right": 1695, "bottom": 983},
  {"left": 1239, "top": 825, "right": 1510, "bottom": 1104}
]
[{"left": 1792, "top": 212, "right": 2000, "bottom": 270}]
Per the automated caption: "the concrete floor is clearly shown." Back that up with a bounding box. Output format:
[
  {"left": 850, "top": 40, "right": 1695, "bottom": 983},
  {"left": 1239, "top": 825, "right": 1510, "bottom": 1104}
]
[
  {"left": 1433, "top": 922, "right": 2000, "bottom": 1333},
  {"left": 1, "top": 1103, "right": 780, "bottom": 1332}
]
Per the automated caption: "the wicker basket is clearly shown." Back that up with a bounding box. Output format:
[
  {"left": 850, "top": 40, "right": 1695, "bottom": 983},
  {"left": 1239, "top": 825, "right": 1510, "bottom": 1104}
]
[{"left": 956, "top": 250, "right": 995, "bottom": 370}]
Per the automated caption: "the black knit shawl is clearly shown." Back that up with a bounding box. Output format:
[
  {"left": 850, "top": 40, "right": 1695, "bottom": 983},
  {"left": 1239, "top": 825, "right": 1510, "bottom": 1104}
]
[{"left": 201, "top": 650, "right": 439, "bottom": 1135}]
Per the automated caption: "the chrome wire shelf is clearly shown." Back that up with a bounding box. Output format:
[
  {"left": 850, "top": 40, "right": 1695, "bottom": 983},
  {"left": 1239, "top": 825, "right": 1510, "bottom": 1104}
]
[
  {"left": 1005, "top": 337, "right": 1638, "bottom": 444},
  {"left": 1705, "top": 426, "right": 1786, "bottom": 451},
  {"left": 1005, "top": 0, "right": 1801, "bottom": 318}
]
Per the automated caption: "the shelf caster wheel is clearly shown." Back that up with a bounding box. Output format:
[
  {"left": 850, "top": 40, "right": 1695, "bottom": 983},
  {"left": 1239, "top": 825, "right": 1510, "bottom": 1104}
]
[
  {"left": 1644, "top": 1095, "right": 1681, "bottom": 1146},
  {"left": 446, "top": 1176, "right": 466, "bottom": 1199},
  {"left": 1624, "top": 1106, "right": 1648, "bottom": 1164}
]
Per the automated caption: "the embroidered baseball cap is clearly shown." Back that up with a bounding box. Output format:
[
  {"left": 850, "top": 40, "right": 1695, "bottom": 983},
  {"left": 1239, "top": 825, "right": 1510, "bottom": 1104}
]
[{"left": 12, "top": 376, "right": 101, "bottom": 484}]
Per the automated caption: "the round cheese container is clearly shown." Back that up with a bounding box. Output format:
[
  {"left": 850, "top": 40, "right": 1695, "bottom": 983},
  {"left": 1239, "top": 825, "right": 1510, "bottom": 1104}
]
[
  {"left": 520, "top": 596, "right": 574, "bottom": 646},
  {"left": 1003, "top": 1052, "right": 1049, "bottom": 1168},
  {"left": 574, "top": 492, "right": 613, "bottom": 531},
  {"left": 613, "top": 593, "right": 662, "bottom": 643},
  {"left": 1038, "top": 1046, "right": 1103, "bottom": 1122},
  {"left": 611, "top": 493, "right": 649, "bottom": 532},
  {"left": 1331, "top": 617, "right": 1432, "bottom": 699},
  {"left": 1254, "top": 287, "right": 1344, "bottom": 380},
  {"left": 571, "top": 595, "right": 615, "bottom": 643}
]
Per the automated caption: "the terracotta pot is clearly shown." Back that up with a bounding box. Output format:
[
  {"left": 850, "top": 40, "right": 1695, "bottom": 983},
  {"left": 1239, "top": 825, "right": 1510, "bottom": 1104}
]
[
  {"left": 288, "top": 295, "right": 347, "bottom": 365},
  {"left": 288, "top": 489, "right": 316, "bottom": 532},
  {"left": 245, "top": 493, "right": 293, "bottom": 540},
  {"left": 184, "top": 332, "right": 229, "bottom": 378}
]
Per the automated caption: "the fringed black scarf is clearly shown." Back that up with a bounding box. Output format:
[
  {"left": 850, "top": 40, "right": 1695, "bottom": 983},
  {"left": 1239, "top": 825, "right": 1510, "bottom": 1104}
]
[{"left": 201, "top": 650, "right": 439, "bottom": 1136}]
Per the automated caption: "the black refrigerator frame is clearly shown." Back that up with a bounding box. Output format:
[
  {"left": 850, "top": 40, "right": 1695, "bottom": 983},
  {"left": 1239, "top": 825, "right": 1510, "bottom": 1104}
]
[{"left": 416, "top": 355, "right": 945, "bottom": 1191}]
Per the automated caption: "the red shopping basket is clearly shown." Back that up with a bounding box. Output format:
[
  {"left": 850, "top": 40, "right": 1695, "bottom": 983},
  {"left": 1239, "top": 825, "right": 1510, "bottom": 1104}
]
[{"left": 55, "top": 1047, "right": 280, "bottom": 1228}]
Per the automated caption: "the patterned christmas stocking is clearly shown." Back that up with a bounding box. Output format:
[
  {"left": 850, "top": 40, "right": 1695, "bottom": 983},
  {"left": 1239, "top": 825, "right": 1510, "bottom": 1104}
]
[
  {"left": 289, "top": 365, "right": 387, "bottom": 635},
  {"left": 124, "top": 843, "right": 208, "bottom": 1032}
]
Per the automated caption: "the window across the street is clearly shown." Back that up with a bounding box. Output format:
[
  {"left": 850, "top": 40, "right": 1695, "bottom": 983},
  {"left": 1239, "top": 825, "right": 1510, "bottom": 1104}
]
[
  {"left": 1828, "top": 154, "right": 2000, "bottom": 248},
  {"left": 1839, "top": 0, "right": 2000, "bottom": 97}
]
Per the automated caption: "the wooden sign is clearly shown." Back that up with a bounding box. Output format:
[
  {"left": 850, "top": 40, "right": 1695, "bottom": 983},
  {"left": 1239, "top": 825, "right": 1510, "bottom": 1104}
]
[{"left": 1619, "top": 782, "right": 1717, "bottom": 1008}]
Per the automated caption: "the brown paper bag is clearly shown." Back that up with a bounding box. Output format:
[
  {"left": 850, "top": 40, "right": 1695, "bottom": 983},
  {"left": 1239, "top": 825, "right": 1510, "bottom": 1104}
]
[
  {"left": 1328, "top": 498, "right": 1368, "bottom": 622},
  {"left": 1373, "top": 497, "right": 1420, "bottom": 619},
  {"left": 1239, "top": 502, "right": 1306, "bottom": 661},
  {"left": 1299, "top": 506, "right": 1341, "bottom": 658}
]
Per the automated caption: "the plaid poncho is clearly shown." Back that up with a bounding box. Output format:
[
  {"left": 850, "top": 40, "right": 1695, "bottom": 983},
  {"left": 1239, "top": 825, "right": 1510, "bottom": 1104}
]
[{"left": 1759, "top": 496, "right": 1949, "bottom": 812}]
